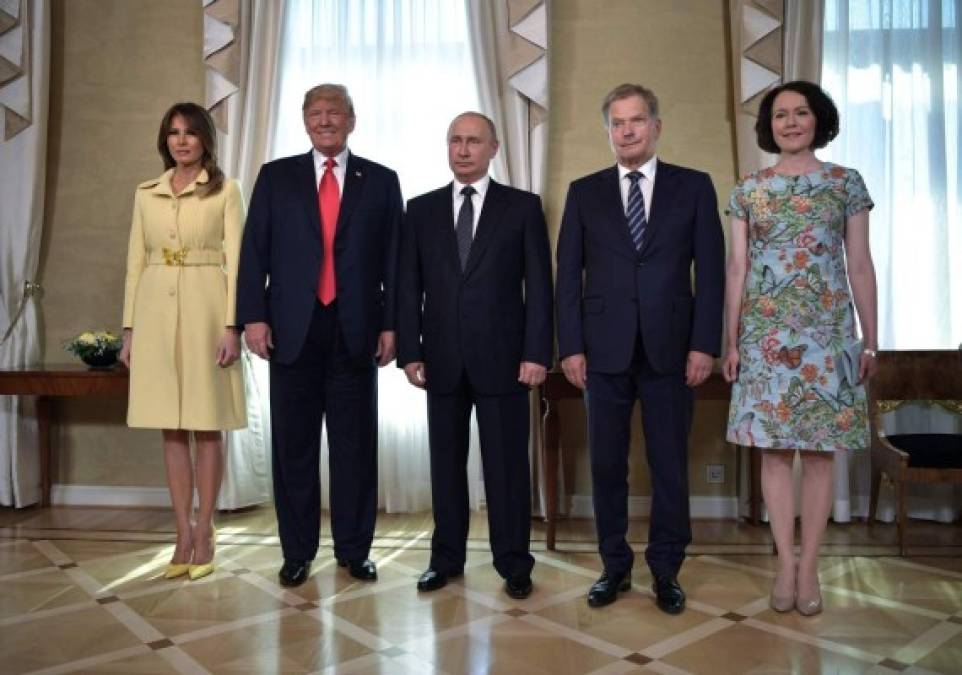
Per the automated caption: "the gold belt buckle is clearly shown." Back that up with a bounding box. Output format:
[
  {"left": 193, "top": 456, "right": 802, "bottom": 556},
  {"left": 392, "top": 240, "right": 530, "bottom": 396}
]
[{"left": 162, "top": 247, "right": 188, "bottom": 266}]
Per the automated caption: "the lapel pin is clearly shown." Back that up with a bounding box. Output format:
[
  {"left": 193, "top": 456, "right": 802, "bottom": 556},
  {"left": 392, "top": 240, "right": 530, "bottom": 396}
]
[{"left": 355, "top": 171, "right": 362, "bottom": 177}]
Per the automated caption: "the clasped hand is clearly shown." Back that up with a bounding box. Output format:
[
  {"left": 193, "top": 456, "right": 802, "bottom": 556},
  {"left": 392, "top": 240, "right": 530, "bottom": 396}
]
[
  {"left": 403, "top": 360, "right": 546, "bottom": 389},
  {"left": 563, "top": 351, "right": 714, "bottom": 389}
]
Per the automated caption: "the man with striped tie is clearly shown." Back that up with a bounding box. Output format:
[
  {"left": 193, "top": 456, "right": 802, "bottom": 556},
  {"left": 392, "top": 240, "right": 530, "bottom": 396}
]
[{"left": 555, "top": 83, "right": 725, "bottom": 614}]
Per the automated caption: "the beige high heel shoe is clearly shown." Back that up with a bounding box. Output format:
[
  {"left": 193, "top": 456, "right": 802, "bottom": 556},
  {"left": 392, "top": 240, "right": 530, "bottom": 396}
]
[
  {"left": 769, "top": 564, "right": 796, "bottom": 612},
  {"left": 796, "top": 593, "right": 823, "bottom": 616},
  {"left": 796, "top": 567, "right": 823, "bottom": 616}
]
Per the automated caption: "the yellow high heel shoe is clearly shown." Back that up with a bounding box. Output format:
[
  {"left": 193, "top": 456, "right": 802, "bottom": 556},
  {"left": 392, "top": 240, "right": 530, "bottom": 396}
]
[
  {"left": 164, "top": 534, "right": 193, "bottom": 579},
  {"left": 164, "top": 563, "right": 191, "bottom": 579},
  {"left": 188, "top": 526, "right": 216, "bottom": 581}
]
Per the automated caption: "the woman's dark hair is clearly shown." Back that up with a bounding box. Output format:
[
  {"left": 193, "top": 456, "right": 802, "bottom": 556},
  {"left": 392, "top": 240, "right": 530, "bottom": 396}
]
[
  {"left": 157, "top": 102, "right": 224, "bottom": 197},
  {"left": 755, "top": 80, "right": 839, "bottom": 154}
]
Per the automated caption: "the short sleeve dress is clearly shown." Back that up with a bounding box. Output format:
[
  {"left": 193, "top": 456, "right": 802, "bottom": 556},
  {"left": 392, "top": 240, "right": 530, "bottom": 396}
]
[{"left": 725, "top": 163, "right": 873, "bottom": 452}]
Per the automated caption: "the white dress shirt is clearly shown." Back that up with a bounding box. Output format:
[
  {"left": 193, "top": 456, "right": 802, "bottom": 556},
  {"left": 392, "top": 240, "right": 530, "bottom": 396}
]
[
  {"left": 618, "top": 155, "right": 658, "bottom": 216},
  {"left": 452, "top": 174, "right": 491, "bottom": 235},
  {"left": 312, "top": 146, "right": 350, "bottom": 194}
]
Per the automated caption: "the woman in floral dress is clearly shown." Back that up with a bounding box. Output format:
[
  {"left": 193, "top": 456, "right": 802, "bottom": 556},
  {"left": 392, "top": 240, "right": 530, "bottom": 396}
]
[{"left": 722, "top": 81, "right": 878, "bottom": 616}]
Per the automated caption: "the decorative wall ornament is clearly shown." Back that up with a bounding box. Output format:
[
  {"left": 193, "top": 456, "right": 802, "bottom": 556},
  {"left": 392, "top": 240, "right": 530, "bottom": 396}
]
[
  {"left": 202, "top": 0, "right": 241, "bottom": 131},
  {"left": 739, "top": 0, "right": 783, "bottom": 114},
  {"left": 506, "top": 0, "right": 548, "bottom": 127},
  {"left": 729, "top": 0, "right": 785, "bottom": 176},
  {"left": 0, "top": 0, "right": 31, "bottom": 141}
]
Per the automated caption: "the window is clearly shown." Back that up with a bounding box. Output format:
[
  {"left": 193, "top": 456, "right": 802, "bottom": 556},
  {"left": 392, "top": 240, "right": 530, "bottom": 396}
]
[
  {"left": 822, "top": 0, "right": 961, "bottom": 348},
  {"left": 270, "top": 0, "right": 487, "bottom": 511}
]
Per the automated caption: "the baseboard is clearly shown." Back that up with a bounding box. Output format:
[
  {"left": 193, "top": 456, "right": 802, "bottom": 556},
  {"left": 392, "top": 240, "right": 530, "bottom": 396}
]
[
  {"left": 51, "top": 484, "right": 172, "bottom": 508},
  {"left": 568, "top": 494, "right": 739, "bottom": 519}
]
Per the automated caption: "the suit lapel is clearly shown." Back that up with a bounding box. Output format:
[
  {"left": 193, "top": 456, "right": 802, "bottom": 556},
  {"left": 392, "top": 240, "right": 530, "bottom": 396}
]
[
  {"left": 596, "top": 166, "right": 637, "bottom": 252},
  {"left": 463, "top": 179, "right": 507, "bottom": 278},
  {"left": 336, "top": 153, "right": 365, "bottom": 241},
  {"left": 640, "top": 161, "right": 676, "bottom": 255},
  {"left": 297, "top": 152, "right": 322, "bottom": 243}
]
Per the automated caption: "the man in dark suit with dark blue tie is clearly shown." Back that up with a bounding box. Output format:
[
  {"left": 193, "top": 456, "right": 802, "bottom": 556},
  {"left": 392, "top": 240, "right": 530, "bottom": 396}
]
[
  {"left": 556, "top": 83, "right": 724, "bottom": 614},
  {"left": 237, "top": 84, "right": 402, "bottom": 588},
  {"left": 397, "top": 112, "right": 553, "bottom": 599}
]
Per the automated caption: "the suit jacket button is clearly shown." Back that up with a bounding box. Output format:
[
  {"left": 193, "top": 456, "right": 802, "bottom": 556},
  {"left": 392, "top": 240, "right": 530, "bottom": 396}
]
[{"left": 168, "top": 288, "right": 176, "bottom": 296}]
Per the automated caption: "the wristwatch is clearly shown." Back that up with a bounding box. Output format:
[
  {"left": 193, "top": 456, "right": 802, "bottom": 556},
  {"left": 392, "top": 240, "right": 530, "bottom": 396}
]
[{"left": 862, "top": 348, "right": 877, "bottom": 358}]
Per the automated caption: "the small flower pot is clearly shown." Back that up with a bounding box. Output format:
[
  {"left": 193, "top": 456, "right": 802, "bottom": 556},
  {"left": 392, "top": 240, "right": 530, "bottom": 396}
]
[{"left": 80, "top": 350, "right": 119, "bottom": 369}]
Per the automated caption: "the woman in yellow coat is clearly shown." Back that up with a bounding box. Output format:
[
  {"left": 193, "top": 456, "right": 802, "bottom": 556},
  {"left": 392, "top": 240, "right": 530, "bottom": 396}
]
[{"left": 120, "top": 102, "right": 246, "bottom": 581}]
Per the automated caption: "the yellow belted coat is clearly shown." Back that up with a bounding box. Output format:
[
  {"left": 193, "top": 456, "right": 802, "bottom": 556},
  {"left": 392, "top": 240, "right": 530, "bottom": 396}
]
[{"left": 122, "top": 169, "right": 247, "bottom": 430}]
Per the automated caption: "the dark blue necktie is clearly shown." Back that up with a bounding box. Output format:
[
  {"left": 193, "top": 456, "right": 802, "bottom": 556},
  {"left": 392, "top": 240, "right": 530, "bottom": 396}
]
[
  {"left": 456, "top": 185, "right": 475, "bottom": 270},
  {"left": 626, "top": 171, "right": 646, "bottom": 251}
]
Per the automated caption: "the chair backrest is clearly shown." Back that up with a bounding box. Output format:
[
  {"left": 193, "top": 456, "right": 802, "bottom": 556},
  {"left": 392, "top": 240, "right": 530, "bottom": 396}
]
[{"left": 870, "top": 350, "right": 962, "bottom": 402}]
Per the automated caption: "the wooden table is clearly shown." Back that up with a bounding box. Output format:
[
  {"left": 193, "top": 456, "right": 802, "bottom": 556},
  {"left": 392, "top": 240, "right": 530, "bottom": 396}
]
[
  {"left": 0, "top": 364, "right": 128, "bottom": 506},
  {"left": 537, "top": 371, "right": 760, "bottom": 550}
]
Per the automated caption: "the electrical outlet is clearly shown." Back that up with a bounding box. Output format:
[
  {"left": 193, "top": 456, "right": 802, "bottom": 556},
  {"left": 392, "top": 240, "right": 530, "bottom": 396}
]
[{"left": 706, "top": 464, "right": 725, "bottom": 484}]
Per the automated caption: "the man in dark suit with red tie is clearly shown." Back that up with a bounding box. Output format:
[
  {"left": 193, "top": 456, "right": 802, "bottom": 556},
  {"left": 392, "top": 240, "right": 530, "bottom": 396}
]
[
  {"left": 237, "top": 84, "right": 402, "bottom": 587},
  {"left": 397, "top": 112, "right": 553, "bottom": 599},
  {"left": 556, "top": 84, "right": 725, "bottom": 614}
]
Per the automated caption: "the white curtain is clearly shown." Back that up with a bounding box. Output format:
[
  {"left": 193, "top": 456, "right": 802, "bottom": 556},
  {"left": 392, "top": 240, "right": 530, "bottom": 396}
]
[
  {"left": 274, "top": 0, "right": 485, "bottom": 511},
  {"left": 822, "top": 0, "right": 962, "bottom": 522},
  {"left": 203, "top": 0, "right": 287, "bottom": 510},
  {"left": 822, "top": 0, "right": 962, "bottom": 350},
  {"left": 0, "top": 0, "right": 49, "bottom": 507}
]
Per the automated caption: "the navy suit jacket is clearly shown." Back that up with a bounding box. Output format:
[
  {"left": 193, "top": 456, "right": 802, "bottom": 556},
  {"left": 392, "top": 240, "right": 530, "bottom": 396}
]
[
  {"left": 397, "top": 180, "right": 553, "bottom": 395},
  {"left": 236, "top": 151, "right": 403, "bottom": 364},
  {"left": 555, "top": 161, "right": 724, "bottom": 375}
]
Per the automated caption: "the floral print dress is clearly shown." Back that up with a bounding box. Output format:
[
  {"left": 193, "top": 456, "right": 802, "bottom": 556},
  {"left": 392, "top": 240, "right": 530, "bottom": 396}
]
[{"left": 726, "top": 163, "right": 873, "bottom": 452}]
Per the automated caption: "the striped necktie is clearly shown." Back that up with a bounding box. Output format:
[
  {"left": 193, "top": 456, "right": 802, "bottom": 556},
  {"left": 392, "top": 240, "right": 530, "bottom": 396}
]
[{"left": 626, "top": 170, "right": 646, "bottom": 251}]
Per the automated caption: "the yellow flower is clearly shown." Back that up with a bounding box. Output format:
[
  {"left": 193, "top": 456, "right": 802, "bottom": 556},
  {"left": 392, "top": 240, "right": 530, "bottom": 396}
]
[{"left": 77, "top": 331, "right": 97, "bottom": 345}]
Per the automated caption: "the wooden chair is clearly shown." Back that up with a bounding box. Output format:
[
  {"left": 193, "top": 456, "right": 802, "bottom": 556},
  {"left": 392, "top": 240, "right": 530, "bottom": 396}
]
[{"left": 868, "top": 350, "right": 962, "bottom": 555}]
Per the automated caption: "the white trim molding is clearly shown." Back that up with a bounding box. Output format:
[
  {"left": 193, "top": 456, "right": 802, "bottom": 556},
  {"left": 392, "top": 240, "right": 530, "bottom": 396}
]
[{"left": 51, "top": 484, "right": 172, "bottom": 508}]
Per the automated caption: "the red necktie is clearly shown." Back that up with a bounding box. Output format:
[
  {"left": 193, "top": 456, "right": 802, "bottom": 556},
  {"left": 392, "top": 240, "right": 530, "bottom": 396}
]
[{"left": 317, "top": 157, "right": 340, "bottom": 305}]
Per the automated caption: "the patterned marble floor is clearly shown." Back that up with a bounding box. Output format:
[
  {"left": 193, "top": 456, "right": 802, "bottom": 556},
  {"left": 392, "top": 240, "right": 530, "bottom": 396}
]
[{"left": 1, "top": 506, "right": 960, "bottom": 674}]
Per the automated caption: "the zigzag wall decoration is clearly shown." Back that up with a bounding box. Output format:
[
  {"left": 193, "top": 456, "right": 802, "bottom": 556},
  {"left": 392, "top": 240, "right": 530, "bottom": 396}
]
[
  {"left": 507, "top": 0, "right": 548, "bottom": 128},
  {"left": 739, "top": 0, "right": 783, "bottom": 116},
  {"left": 0, "top": 0, "right": 31, "bottom": 141},
  {"left": 202, "top": 0, "right": 240, "bottom": 132}
]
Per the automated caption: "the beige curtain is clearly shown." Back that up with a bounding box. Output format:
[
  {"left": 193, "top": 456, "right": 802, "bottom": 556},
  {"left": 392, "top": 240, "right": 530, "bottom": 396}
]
[
  {"left": 466, "top": 0, "right": 548, "bottom": 193},
  {"left": 202, "top": 0, "right": 286, "bottom": 509},
  {"left": 0, "top": 0, "right": 49, "bottom": 507},
  {"left": 466, "top": 0, "right": 550, "bottom": 514}
]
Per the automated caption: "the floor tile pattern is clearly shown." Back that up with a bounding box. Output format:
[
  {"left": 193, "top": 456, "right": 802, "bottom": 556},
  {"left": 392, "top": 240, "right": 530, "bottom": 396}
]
[{"left": 1, "top": 507, "right": 960, "bottom": 674}]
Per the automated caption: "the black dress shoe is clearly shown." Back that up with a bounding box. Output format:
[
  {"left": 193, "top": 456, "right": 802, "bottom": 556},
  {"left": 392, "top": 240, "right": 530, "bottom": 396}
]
[
  {"left": 587, "top": 570, "right": 632, "bottom": 607},
  {"left": 504, "top": 576, "right": 533, "bottom": 599},
  {"left": 337, "top": 558, "right": 377, "bottom": 581},
  {"left": 416, "top": 567, "right": 462, "bottom": 592},
  {"left": 652, "top": 574, "right": 686, "bottom": 615},
  {"left": 278, "top": 560, "right": 311, "bottom": 587}
]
